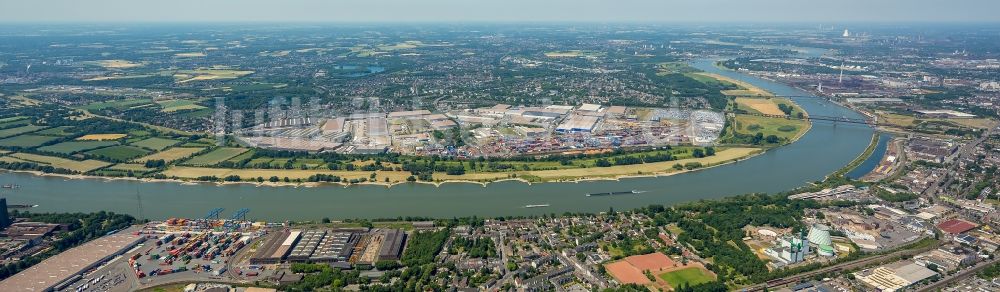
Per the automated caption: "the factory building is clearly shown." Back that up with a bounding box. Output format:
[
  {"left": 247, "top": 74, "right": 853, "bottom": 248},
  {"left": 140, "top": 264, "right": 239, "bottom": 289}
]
[
  {"left": 250, "top": 230, "right": 301, "bottom": 264},
  {"left": 378, "top": 229, "right": 407, "bottom": 261},
  {"left": 250, "top": 229, "right": 361, "bottom": 265},
  {"left": 807, "top": 224, "right": 836, "bottom": 256},
  {"left": 765, "top": 233, "right": 810, "bottom": 264},
  {"left": 856, "top": 261, "right": 938, "bottom": 292},
  {"left": 555, "top": 115, "right": 600, "bottom": 133}
]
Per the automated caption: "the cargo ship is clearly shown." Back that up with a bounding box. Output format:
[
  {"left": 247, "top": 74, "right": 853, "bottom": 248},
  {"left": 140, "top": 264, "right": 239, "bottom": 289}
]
[
  {"left": 1, "top": 184, "right": 20, "bottom": 189},
  {"left": 524, "top": 204, "right": 550, "bottom": 208},
  {"left": 7, "top": 204, "right": 38, "bottom": 209},
  {"left": 586, "top": 190, "right": 645, "bottom": 197}
]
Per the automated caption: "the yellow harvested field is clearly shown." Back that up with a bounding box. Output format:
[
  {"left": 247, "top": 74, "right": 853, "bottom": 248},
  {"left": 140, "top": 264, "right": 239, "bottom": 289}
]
[
  {"left": 10, "top": 153, "right": 111, "bottom": 172},
  {"left": 91, "top": 59, "right": 142, "bottom": 69},
  {"left": 133, "top": 147, "right": 204, "bottom": 163},
  {"left": 694, "top": 72, "right": 771, "bottom": 96},
  {"left": 76, "top": 134, "right": 127, "bottom": 141},
  {"left": 0, "top": 156, "right": 27, "bottom": 163},
  {"left": 735, "top": 98, "right": 785, "bottom": 115},
  {"left": 174, "top": 69, "right": 254, "bottom": 83},
  {"left": 174, "top": 52, "right": 206, "bottom": 58}
]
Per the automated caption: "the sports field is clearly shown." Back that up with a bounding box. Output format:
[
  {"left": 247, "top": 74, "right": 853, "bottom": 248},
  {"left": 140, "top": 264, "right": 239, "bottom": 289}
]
[
  {"left": 130, "top": 137, "right": 180, "bottom": 151},
  {"left": 85, "top": 145, "right": 150, "bottom": 160},
  {"left": 182, "top": 147, "right": 249, "bottom": 166},
  {"left": 133, "top": 147, "right": 204, "bottom": 163},
  {"left": 10, "top": 153, "right": 111, "bottom": 172},
  {"left": 0, "top": 135, "right": 61, "bottom": 148},
  {"left": 658, "top": 267, "right": 716, "bottom": 289},
  {"left": 0, "top": 125, "right": 46, "bottom": 138},
  {"left": 76, "top": 134, "right": 127, "bottom": 141},
  {"left": 37, "top": 141, "right": 117, "bottom": 154}
]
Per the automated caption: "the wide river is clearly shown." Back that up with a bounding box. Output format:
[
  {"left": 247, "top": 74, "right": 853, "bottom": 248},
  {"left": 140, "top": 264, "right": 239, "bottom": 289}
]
[{"left": 0, "top": 59, "right": 875, "bottom": 221}]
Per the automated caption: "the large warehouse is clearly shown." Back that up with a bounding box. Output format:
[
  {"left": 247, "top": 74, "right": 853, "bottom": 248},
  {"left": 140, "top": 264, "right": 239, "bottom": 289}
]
[{"left": 0, "top": 227, "right": 144, "bottom": 292}]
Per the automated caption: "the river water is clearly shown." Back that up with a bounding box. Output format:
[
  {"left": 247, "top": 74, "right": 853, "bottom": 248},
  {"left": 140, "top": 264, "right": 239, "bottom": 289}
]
[{"left": 0, "top": 59, "right": 875, "bottom": 221}]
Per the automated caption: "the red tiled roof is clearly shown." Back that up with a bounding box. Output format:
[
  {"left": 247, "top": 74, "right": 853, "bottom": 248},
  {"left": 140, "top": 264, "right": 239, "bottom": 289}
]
[{"left": 937, "top": 219, "right": 977, "bottom": 234}]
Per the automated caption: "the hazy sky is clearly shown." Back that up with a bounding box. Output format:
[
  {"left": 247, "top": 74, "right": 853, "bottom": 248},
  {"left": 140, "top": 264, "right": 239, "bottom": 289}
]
[{"left": 2, "top": 0, "right": 998, "bottom": 23}]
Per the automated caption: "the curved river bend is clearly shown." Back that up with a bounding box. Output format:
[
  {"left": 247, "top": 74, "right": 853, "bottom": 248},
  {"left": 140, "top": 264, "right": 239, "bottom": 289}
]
[{"left": 0, "top": 60, "right": 875, "bottom": 221}]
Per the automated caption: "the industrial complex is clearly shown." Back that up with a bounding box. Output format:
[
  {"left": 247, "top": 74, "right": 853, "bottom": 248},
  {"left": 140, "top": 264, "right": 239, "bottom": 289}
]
[{"left": 236, "top": 103, "right": 725, "bottom": 157}]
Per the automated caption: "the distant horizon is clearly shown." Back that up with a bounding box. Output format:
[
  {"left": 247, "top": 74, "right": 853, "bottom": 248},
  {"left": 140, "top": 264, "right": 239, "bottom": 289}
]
[{"left": 3, "top": 0, "right": 999, "bottom": 23}]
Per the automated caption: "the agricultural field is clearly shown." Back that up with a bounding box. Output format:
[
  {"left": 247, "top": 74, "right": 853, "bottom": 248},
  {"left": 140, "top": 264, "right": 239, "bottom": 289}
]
[
  {"left": 0, "top": 125, "right": 46, "bottom": 138},
  {"left": 86, "top": 145, "right": 151, "bottom": 161},
  {"left": 133, "top": 147, "right": 204, "bottom": 163},
  {"left": 10, "top": 153, "right": 111, "bottom": 172},
  {"left": 0, "top": 118, "right": 30, "bottom": 129},
  {"left": 156, "top": 99, "right": 206, "bottom": 112},
  {"left": 658, "top": 267, "right": 716, "bottom": 289},
  {"left": 130, "top": 137, "right": 180, "bottom": 151},
  {"left": 34, "top": 126, "right": 76, "bottom": 136},
  {"left": 37, "top": 141, "right": 117, "bottom": 154},
  {"left": 107, "top": 163, "right": 155, "bottom": 172},
  {"left": 0, "top": 134, "right": 61, "bottom": 148},
  {"left": 181, "top": 147, "right": 248, "bottom": 166},
  {"left": 76, "top": 134, "right": 127, "bottom": 141}
]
